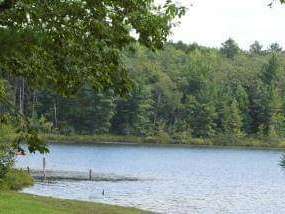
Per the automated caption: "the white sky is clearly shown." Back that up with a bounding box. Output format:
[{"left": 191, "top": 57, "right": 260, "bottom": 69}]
[{"left": 170, "top": 0, "right": 285, "bottom": 50}]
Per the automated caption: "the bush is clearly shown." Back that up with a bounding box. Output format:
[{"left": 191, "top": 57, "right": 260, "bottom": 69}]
[
  {"left": 172, "top": 132, "right": 191, "bottom": 144},
  {"left": 0, "top": 142, "right": 14, "bottom": 179},
  {"left": 212, "top": 133, "right": 239, "bottom": 146},
  {"left": 143, "top": 136, "right": 159, "bottom": 144},
  {"left": 30, "top": 115, "right": 53, "bottom": 134},
  {"left": 189, "top": 138, "right": 212, "bottom": 146},
  {"left": 0, "top": 169, "right": 33, "bottom": 191},
  {"left": 143, "top": 130, "right": 172, "bottom": 144},
  {"left": 0, "top": 123, "right": 16, "bottom": 143}
]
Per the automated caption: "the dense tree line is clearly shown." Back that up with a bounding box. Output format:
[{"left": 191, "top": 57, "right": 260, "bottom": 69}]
[
  {"left": 0, "top": 0, "right": 185, "bottom": 156},
  {"left": 1, "top": 39, "right": 285, "bottom": 142},
  {"left": 0, "top": 0, "right": 185, "bottom": 178}
]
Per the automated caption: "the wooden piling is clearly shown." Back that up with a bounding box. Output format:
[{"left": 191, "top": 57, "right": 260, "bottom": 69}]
[
  {"left": 89, "top": 169, "right": 92, "bottom": 181},
  {"left": 43, "top": 157, "right": 46, "bottom": 180}
]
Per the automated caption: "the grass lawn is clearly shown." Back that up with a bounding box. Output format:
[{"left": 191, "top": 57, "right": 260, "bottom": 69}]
[{"left": 0, "top": 192, "right": 148, "bottom": 214}]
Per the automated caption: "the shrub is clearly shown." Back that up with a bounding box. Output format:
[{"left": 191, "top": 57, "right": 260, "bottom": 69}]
[
  {"left": 143, "top": 130, "right": 172, "bottom": 144},
  {"left": 172, "top": 132, "right": 191, "bottom": 144},
  {"left": 0, "top": 142, "right": 14, "bottom": 179},
  {"left": 0, "top": 169, "right": 33, "bottom": 191},
  {"left": 143, "top": 136, "right": 159, "bottom": 144},
  {"left": 30, "top": 115, "right": 53, "bottom": 134},
  {"left": 189, "top": 138, "right": 212, "bottom": 146},
  {"left": 0, "top": 123, "right": 16, "bottom": 143},
  {"left": 212, "top": 133, "right": 241, "bottom": 146}
]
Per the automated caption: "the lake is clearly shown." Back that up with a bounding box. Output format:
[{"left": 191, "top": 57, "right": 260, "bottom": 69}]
[{"left": 16, "top": 143, "right": 285, "bottom": 214}]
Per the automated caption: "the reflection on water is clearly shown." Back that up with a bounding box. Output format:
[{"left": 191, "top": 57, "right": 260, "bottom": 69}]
[{"left": 16, "top": 144, "right": 285, "bottom": 214}]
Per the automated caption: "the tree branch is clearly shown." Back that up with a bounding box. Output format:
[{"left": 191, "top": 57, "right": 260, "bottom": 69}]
[{"left": 0, "top": 0, "right": 17, "bottom": 13}]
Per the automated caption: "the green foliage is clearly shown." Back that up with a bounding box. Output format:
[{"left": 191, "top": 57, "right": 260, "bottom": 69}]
[
  {"left": 172, "top": 131, "right": 191, "bottom": 144},
  {"left": 189, "top": 98, "right": 216, "bottom": 138},
  {"left": 30, "top": 115, "right": 53, "bottom": 134},
  {"left": 0, "top": 169, "right": 33, "bottom": 191},
  {"left": 144, "top": 130, "right": 171, "bottom": 144},
  {"left": 112, "top": 84, "right": 153, "bottom": 136},
  {"left": 155, "top": 130, "right": 172, "bottom": 144},
  {"left": 0, "top": 79, "right": 6, "bottom": 99},
  {"left": 260, "top": 54, "right": 280, "bottom": 86},
  {"left": 42, "top": 134, "right": 144, "bottom": 144},
  {"left": 48, "top": 87, "right": 116, "bottom": 134},
  {"left": 0, "top": 142, "right": 14, "bottom": 179},
  {"left": 0, "top": 123, "right": 15, "bottom": 142},
  {"left": 0, "top": 0, "right": 184, "bottom": 153},
  {"left": 0, "top": 123, "right": 15, "bottom": 179},
  {"left": 220, "top": 38, "right": 240, "bottom": 59},
  {"left": 269, "top": 43, "right": 283, "bottom": 53},
  {"left": 0, "top": 0, "right": 185, "bottom": 96},
  {"left": 2, "top": 39, "right": 285, "bottom": 146},
  {"left": 250, "top": 41, "right": 263, "bottom": 55},
  {"left": 223, "top": 100, "right": 243, "bottom": 137}
]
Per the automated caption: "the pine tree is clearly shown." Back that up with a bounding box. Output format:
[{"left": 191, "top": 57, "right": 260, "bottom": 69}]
[
  {"left": 112, "top": 85, "right": 153, "bottom": 136},
  {"left": 249, "top": 41, "right": 263, "bottom": 55},
  {"left": 224, "top": 100, "right": 243, "bottom": 137},
  {"left": 220, "top": 38, "right": 240, "bottom": 59}
]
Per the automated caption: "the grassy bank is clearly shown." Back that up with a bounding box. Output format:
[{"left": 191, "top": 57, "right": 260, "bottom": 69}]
[
  {"left": 42, "top": 134, "right": 144, "bottom": 144},
  {"left": 0, "top": 192, "right": 147, "bottom": 214},
  {"left": 0, "top": 170, "right": 147, "bottom": 214},
  {"left": 4, "top": 129, "right": 285, "bottom": 149},
  {"left": 41, "top": 133, "right": 285, "bottom": 149}
]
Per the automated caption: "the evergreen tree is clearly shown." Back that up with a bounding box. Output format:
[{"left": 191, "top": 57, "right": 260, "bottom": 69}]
[
  {"left": 268, "top": 43, "right": 283, "bottom": 53},
  {"left": 220, "top": 38, "right": 240, "bottom": 59},
  {"left": 188, "top": 88, "right": 217, "bottom": 138},
  {"left": 112, "top": 85, "right": 153, "bottom": 136},
  {"left": 247, "top": 55, "right": 280, "bottom": 136},
  {"left": 249, "top": 41, "right": 263, "bottom": 55},
  {"left": 224, "top": 100, "right": 243, "bottom": 137}
]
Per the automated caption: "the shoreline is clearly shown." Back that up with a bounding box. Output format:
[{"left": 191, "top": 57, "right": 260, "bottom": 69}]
[
  {"left": 0, "top": 191, "right": 149, "bottom": 214},
  {"left": 0, "top": 170, "right": 148, "bottom": 214},
  {"left": 42, "top": 134, "right": 285, "bottom": 151},
  {"left": 48, "top": 141, "right": 285, "bottom": 151}
]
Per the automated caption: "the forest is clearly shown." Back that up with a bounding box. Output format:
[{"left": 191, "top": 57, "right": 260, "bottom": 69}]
[
  {"left": 2, "top": 1, "right": 285, "bottom": 213},
  {"left": 1, "top": 38, "right": 285, "bottom": 145}
]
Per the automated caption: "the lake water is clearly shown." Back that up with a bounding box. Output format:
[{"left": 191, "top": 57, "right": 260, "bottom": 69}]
[{"left": 16, "top": 143, "right": 285, "bottom": 214}]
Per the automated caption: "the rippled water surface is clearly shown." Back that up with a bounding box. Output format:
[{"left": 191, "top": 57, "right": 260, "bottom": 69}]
[{"left": 16, "top": 144, "right": 285, "bottom": 214}]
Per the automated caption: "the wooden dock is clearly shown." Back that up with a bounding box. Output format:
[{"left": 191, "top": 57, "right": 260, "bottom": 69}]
[{"left": 27, "top": 169, "right": 140, "bottom": 182}]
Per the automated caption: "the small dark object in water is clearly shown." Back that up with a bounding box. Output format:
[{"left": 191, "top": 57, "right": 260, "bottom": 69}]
[{"left": 102, "top": 189, "right": 105, "bottom": 196}]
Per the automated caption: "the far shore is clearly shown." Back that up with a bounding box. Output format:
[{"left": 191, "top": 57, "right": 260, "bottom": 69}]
[{"left": 41, "top": 134, "right": 285, "bottom": 150}]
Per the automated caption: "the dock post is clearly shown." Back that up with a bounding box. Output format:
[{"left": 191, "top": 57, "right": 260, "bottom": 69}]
[
  {"left": 43, "top": 157, "right": 46, "bottom": 181},
  {"left": 89, "top": 169, "right": 92, "bottom": 181}
]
